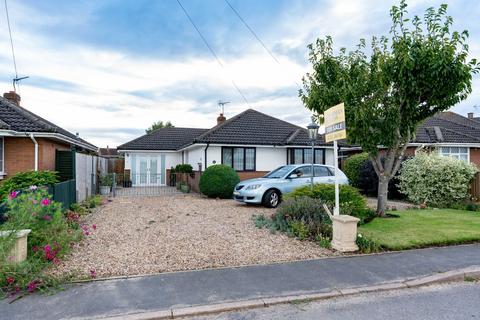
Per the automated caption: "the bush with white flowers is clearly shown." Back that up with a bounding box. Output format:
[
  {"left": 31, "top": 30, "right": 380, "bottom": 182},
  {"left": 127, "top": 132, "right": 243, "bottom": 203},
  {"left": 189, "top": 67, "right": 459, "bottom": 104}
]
[{"left": 398, "top": 152, "right": 477, "bottom": 207}]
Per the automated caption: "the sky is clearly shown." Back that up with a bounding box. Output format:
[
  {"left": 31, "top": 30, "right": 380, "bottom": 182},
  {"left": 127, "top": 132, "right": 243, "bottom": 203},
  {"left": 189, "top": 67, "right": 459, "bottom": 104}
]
[{"left": 0, "top": 0, "right": 479, "bottom": 147}]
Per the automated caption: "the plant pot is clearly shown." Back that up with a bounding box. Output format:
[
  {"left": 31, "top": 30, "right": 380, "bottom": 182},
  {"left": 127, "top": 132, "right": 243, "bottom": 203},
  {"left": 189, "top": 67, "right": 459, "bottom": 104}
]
[
  {"left": 0, "top": 229, "right": 31, "bottom": 263},
  {"left": 180, "top": 184, "right": 190, "bottom": 193},
  {"left": 100, "top": 186, "right": 111, "bottom": 195}
]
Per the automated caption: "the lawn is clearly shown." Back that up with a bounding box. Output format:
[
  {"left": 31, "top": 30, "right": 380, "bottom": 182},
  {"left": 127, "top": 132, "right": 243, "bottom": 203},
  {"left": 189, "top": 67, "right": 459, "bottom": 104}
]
[{"left": 358, "top": 209, "right": 480, "bottom": 250}]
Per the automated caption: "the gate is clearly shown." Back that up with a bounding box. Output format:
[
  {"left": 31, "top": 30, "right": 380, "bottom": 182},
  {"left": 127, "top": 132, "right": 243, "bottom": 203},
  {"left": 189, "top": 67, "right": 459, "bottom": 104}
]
[
  {"left": 49, "top": 179, "right": 76, "bottom": 210},
  {"left": 112, "top": 173, "right": 180, "bottom": 197}
]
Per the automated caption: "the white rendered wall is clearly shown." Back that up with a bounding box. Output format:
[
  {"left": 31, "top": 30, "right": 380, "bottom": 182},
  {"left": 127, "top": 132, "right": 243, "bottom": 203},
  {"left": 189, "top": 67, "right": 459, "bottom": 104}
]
[{"left": 255, "top": 147, "right": 287, "bottom": 171}]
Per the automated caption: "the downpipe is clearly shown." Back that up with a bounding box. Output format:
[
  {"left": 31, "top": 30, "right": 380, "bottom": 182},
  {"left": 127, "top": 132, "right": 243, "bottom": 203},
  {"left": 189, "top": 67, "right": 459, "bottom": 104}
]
[{"left": 29, "top": 133, "right": 39, "bottom": 171}]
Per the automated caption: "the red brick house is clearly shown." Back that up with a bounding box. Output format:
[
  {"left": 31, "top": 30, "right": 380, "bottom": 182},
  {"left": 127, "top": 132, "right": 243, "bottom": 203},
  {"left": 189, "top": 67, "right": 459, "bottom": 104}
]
[{"left": 0, "top": 91, "right": 97, "bottom": 179}]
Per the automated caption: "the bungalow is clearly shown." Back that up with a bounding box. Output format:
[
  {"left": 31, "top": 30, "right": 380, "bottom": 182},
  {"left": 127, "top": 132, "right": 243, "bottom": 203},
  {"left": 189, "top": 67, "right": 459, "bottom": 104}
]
[
  {"left": 0, "top": 91, "right": 97, "bottom": 180},
  {"left": 117, "top": 109, "right": 355, "bottom": 186},
  {"left": 408, "top": 111, "right": 480, "bottom": 164}
]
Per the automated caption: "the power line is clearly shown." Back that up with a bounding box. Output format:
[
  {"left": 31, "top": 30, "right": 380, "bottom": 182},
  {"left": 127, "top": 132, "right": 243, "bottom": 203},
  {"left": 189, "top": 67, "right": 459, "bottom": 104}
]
[
  {"left": 224, "top": 0, "right": 301, "bottom": 89},
  {"left": 175, "top": 0, "right": 250, "bottom": 107},
  {"left": 4, "top": 0, "right": 18, "bottom": 79}
]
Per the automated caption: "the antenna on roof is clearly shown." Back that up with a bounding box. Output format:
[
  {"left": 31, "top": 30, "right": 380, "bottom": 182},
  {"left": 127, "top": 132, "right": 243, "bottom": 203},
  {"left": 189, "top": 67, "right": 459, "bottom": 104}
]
[
  {"left": 13, "top": 76, "right": 29, "bottom": 92},
  {"left": 218, "top": 100, "right": 230, "bottom": 114}
]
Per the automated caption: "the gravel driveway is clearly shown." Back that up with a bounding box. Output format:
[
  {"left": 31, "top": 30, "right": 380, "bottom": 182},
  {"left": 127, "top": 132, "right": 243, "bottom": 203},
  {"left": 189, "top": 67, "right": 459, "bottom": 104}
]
[{"left": 54, "top": 194, "right": 335, "bottom": 279}]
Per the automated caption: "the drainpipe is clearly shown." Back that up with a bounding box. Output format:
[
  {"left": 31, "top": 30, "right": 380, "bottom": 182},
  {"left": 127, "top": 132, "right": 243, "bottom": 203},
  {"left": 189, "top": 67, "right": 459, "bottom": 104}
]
[
  {"left": 204, "top": 143, "right": 209, "bottom": 172},
  {"left": 29, "top": 133, "right": 39, "bottom": 171}
]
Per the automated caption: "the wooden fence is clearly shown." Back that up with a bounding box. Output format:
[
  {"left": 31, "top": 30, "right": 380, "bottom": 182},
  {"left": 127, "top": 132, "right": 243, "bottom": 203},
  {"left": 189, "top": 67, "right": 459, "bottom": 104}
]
[
  {"left": 167, "top": 170, "right": 201, "bottom": 193},
  {"left": 470, "top": 172, "right": 480, "bottom": 201}
]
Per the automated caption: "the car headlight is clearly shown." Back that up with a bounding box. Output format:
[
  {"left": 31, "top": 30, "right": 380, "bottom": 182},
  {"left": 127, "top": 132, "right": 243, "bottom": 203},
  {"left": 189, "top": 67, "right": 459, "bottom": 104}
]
[{"left": 246, "top": 184, "right": 262, "bottom": 190}]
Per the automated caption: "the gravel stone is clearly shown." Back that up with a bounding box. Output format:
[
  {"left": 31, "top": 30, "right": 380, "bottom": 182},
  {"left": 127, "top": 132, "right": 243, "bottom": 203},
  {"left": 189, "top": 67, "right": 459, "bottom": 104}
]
[{"left": 54, "top": 194, "right": 336, "bottom": 278}]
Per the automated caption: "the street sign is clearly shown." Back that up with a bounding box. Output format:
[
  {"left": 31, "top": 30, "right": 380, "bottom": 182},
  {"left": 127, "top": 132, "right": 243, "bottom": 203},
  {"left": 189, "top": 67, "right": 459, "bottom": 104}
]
[{"left": 324, "top": 103, "right": 346, "bottom": 143}]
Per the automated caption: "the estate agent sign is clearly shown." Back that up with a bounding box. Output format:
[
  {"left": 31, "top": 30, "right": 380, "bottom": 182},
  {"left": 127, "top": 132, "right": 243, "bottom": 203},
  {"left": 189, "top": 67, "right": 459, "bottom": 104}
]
[{"left": 324, "top": 102, "right": 346, "bottom": 143}]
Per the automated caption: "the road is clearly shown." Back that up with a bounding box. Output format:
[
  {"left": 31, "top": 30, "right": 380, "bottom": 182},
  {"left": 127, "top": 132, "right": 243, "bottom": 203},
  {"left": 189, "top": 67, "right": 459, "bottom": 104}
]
[{"left": 195, "top": 282, "right": 480, "bottom": 320}]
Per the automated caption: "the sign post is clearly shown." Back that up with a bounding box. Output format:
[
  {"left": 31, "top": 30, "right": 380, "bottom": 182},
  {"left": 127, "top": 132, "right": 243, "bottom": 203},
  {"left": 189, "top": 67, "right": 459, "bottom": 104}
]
[{"left": 324, "top": 103, "right": 346, "bottom": 216}]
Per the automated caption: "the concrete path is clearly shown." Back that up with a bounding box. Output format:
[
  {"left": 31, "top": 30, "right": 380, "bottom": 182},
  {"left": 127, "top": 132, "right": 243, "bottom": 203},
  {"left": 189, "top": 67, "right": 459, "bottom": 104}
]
[{"left": 1, "top": 244, "right": 480, "bottom": 320}]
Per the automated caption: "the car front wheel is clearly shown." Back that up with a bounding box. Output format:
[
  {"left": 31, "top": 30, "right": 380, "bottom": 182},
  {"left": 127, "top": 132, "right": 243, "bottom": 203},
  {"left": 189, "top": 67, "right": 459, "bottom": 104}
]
[{"left": 263, "top": 189, "right": 281, "bottom": 208}]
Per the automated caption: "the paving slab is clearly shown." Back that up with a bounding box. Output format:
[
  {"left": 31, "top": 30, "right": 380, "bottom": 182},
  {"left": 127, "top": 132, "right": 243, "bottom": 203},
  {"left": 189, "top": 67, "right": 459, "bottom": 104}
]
[{"left": 1, "top": 244, "right": 480, "bottom": 320}]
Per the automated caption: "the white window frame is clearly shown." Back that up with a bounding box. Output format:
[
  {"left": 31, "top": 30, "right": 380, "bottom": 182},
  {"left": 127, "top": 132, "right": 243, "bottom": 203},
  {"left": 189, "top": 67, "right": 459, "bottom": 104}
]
[{"left": 439, "top": 146, "right": 470, "bottom": 162}]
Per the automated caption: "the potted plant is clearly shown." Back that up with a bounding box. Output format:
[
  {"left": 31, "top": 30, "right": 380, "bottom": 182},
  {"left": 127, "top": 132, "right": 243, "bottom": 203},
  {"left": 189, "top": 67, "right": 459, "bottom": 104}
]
[
  {"left": 100, "top": 174, "right": 113, "bottom": 195},
  {"left": 179, "top": 182, "right": 190, "bottom": 193}
]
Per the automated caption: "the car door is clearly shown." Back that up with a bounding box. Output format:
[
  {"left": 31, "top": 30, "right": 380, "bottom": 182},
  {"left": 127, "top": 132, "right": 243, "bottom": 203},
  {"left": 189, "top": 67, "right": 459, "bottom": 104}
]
[
  {"left": 285, "top": 166, "right": 313, "bottom": 193},
  {"left": 314, "top": 166, "right": 335, "bottom": 184}
]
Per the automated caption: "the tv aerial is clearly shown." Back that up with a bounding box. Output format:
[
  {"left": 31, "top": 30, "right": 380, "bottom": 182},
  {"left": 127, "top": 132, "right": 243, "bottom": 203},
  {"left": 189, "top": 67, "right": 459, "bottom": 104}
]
[{"left": 218, "top": 100, "right": 230, "bottom": 114}]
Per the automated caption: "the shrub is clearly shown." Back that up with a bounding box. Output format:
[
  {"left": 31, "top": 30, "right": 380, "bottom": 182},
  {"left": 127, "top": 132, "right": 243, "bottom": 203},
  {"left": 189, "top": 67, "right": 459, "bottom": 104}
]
[
  {"left": 356, "top": 158, "right": 407, "bottom": 200},
  {"left": 99, "top": 174, "right": 113, "bottom": 187},
  {"left": 199, "top": 165, "right": 240, "bottom": 198},
  {"left": 356, "top": 233, "right": 381, "bottom": 253},
  {"left": 174, "top": 164, "right": 193, "bottom": 173},
  {"left": 0, "top": 171, "right": 58, "bottom": 201},
  {"left": 286, "top": 184, "right": 374, "bottom": 224},
  {"left": 0, "top": 188, "right": 82, "bottom": 297},
  {"left": 343, "top": 153, "right": 369, "bottom": 187},
  {"left": 398, "top": 152, "right": 477, "bottom": 207},
  {"left": 272, "top": 197, "right": 332, "bottom": 240}
]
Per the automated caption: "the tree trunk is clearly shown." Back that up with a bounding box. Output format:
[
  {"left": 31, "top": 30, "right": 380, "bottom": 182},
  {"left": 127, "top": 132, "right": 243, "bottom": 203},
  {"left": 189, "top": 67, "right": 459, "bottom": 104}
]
[{"left": 377, "top": 176, "right": 390, "bottom": 217}]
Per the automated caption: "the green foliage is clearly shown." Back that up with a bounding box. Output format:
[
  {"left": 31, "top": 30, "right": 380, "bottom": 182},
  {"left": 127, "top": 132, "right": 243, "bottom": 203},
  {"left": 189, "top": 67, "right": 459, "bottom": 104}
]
[
  {"left": 199, "top": 165, "right": 240, "bottom": 198},
  {"left": 344, "top": 153, "right": 369, "bottom": 187},
  {"left": 0, "top": 188, "right": 82, "bottom": 297},
  {"left": 145, "top": 120, "right": 174, "bottom": 134},
  {"left": 174, "top": 164, "right": 193, "bottom": 173},
  {"left": 356, "top": 234, "right": 381, "bottom": 253},
  {"left": 316, "top": 234, "right": 332, "bottom": 249},
  {"left": 290, "top": 221, "right": 309, "bottom": 240},
  {"left": 286, "top": 184, "right": 374, "bottom": 224},
  {"left": 86, "top": 195, "right": 103, "bottom": 209},
  {"left": 253, "top": 214, "right": 271, "bottom": 229},
  {"left": 0, "top": 171, "right": 58, "bottom": 201},
  {"left": 299, "top": 1, "right": 479, "bottom": 214},
  {"left": 271, "top": 197, "right": 332, "bottom": 241},
  {"left": 398, "top": 152, "right": 477, "bottom": 207},
  {"left": 99, "top": 174, "right": 113, "bottom": 187}
]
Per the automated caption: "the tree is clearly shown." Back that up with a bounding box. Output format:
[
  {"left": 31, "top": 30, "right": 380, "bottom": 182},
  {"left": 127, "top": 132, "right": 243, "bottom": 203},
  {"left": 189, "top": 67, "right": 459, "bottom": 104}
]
[
  {"left": 146, "top": 121, "right": 174, "bottom": 134},
  {"left": 299, "top": 1, "right": 479, "bottom": 216}
]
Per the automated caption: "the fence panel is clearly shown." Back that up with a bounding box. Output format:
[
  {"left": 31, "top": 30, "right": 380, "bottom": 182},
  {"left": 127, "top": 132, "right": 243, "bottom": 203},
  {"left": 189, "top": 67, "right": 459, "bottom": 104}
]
[
  {"left": 470, "top": 172, "right": 480, "bottom": 201},
  {"left": 49, "top": 179, "right": 76, "bottom": 210}
]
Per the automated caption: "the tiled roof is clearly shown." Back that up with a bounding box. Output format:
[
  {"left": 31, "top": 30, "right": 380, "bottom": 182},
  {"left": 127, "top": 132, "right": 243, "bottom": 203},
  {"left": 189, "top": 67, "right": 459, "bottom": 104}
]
[
  {"left": 0, "top": 96, "right": 97, "bottom": 150},
  {"left": 117, "top": 127, "right": 209, "bottom": 150},
  {"left": 414, "top": 112, "right": 480, "bottom": 144},
  {"left": 194, "top": 109, "right": 330, "bottom": 146}
]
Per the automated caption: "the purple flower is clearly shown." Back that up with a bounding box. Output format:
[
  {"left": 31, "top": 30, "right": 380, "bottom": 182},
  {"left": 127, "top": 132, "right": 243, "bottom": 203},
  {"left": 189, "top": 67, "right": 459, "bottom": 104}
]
[
  {"left": 41, "top": 198, "right": 51, "bottom": 206},
  {"left": 90, "top": 269, "right": 97, "bottom": 278},
  {"left": 27, "top": 281, "right": 38, "bottom": 293},
  {"left": 8, "top": 191, "right": 18, "bottom": 200}
]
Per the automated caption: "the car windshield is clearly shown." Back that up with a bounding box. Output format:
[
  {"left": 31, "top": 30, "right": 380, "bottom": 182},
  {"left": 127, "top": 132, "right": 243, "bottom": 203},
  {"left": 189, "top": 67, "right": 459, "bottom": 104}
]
[{"left": 264, "top": 165, "right": 296, "bottom": 178}]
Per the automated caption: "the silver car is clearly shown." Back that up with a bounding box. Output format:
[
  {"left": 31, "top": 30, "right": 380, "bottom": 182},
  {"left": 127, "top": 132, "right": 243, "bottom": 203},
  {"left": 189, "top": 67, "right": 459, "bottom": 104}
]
[{"left": 233, "top": 164, "right": 349, "bottom": 208}]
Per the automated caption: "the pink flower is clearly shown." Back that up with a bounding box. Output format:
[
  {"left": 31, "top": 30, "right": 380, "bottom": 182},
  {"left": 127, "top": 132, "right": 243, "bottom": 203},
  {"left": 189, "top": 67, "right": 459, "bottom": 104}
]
[
  {"left": 8, "top": 191, "right": 18, "bottom": 200},
  {"left": 41, "top": 198, "right": 51, "bottom": 206},
  {"left": 84, "top": 231, "right": 90, "bottom": 236},
  {"left": 6, "top": 277, "right": 15, "bottom": 285},
  {"left": 92, "top": 224, "right": 97, "bottom": 230},
  {"left": 32, "top": 246, "right": 39, "bottom": 253},
  {"left": 90, "top": 269, "right": 97, "bottom": 278},
  {"left": 53, "top": 258, "right": 61, "bottom": 265},
  {"left": 27, "top": 281, "right": 39, "bottom": 293},
  {"left": 43, "top": 215, "right": 52, "bottom": 221}
]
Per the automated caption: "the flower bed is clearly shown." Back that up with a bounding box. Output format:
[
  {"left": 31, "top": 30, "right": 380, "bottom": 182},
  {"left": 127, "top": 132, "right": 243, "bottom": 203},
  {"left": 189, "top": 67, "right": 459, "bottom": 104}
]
[{"left": 0, "top": 187, "right": 104, "bottom": 299}]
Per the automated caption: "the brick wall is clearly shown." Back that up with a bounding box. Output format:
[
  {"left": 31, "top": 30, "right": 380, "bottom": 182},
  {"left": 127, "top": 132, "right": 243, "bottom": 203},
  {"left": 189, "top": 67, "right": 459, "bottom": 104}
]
[
  {"left": 3, "top": 137, "right": 70, "bottom": 177},
  {"left": 37, "top": 138, "right": 70, "bottom": 171},
  {"left": 470, "top": 148, "right": 480, "bottom": 167},
  {"left": 237, "top": 171, "right": 269, "bottom": 181}
]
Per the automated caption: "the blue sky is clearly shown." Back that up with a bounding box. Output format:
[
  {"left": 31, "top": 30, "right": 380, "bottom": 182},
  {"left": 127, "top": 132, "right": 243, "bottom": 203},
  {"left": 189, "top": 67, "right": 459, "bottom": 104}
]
[{"left": 0, "top": 0, "right": 479, "bottom": 147}]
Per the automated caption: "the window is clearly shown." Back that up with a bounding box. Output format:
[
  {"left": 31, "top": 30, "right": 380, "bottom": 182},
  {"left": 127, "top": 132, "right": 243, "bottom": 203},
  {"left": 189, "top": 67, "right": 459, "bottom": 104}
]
[
  {"left": 288, "top": 148, "right": 325, "bottom": 165},
  {"left": 290, "top": 166, "right": 312, "bottom": 178},
  {"left": 440, "top": 147, "right": 469, "bottom": 162},
  {"left": 222, "top": 147, "right": 256, "bottom": 171},
  {"left": 314, "top": 166, "right": 332, "bottom": 177},
  {"left": 0, "top": 137, "right": 3, "bottom": 173}
]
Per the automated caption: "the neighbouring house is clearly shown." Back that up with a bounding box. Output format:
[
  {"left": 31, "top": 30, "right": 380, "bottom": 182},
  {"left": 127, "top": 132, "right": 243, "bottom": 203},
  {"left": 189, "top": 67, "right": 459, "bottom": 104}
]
[
  {"left": 407, "top": 111, "right": 480, "bottom": 165},
  {"left": 0, "top": 91, "right": 97, "bottom": 180},
  {"left": 0, "top": 91, "right": 105, "bottom": 202},
  {"left": 117, "top": 109, "right": 357, "bottom": 186}
]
